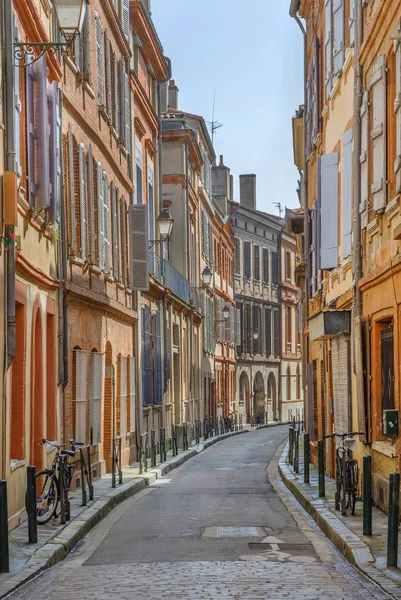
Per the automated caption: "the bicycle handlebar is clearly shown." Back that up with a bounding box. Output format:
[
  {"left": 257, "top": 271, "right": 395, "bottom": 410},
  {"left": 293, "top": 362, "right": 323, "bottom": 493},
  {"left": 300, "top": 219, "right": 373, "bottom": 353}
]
[{"left": 323, "top": 432, "right": 363, "bottom": 439}]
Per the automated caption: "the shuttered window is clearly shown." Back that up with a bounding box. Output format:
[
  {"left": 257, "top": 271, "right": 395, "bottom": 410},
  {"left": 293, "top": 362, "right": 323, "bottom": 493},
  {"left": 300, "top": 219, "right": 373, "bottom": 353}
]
[
  {"left": 381, "top": 325, "right": 395, "bottom": 412},
  {"left": 103, "top": 172, "right": 111, "bottom": 273},
  {"left": 95, "top": 13, "right": 104, "bottom": 106},
  {"left": 263, "top": 248, "right": 269, "bottom": 283},
  {"left": 371, "top": 55, "right": 386, "bottom": 211},
  {"left": 104, "top": 31, "right": 112, "bottom": 120},
  {"left": 273, "top": 309, "right": 280, "bottom": 356},
  {"left": 309, "top": 204, "right": 317, "bottom": 296},
  {"left": 88, "top": 146, "right": 95, "bottom": 262},
  {"left": 254, "top": 245, "right": 260, "bottom": 281},
  {"left": 153, "top": 313, "right": 163, "bottom": 405},
  {"left": 342, "top": 129, "right": 352, "bottom": 258},
  {"left": 325, "top": 0, "right": 333, "bottom": 99},
  {"left": 306, "top": 74, "right": 312, "bottom": 157},
  {"left": 78, "top": 144, "right": 88, "bottom": 260},
  {"left": 265, "top": 307, "right": 272, "bottom": 357},
  {"left": 319, "top": 152, "right": 339, "bottom": 269},
  {"left": 136, "top": 146, "right": 143, "bottom": 204},
  {"left": 121, "top": 0, "right": 130, "bottom": 39},
  {"left": 49, "top": 82, "right": 61, "bottom": 222},
  {"left": 111, "top": 182, "right": 120, "bottom": 280},
  {"left": 234, "top": 238, "right": 241, "bottom": 275},
  {"left": 252, "top": 305, "right": 261, "bottom": 354},
  {"left": 74, "top": 350, "right": 87, "bottom": 444},
  {"left": 272, "top": 251, "right": 278, "bottom": 284},
  {"left": 128, "top": 357, "right": 136, "bottom": 433},
  {"left": 286, "top": 306, "right": 292, "bottom": 350},
  {"left": 333, "top": 0, "right": 344, "bottom": 75},
  {"left": 236, "top": 304, "right": 243, "bottom": 352},
  {"left": 245, "top": 304, "right": 252, "bottom": 354},
  {"left": 90, "top": 351, "right": 102, "bottom": 445},
  {"left": 67, "top": 126, "right": 77, "bottom": 252},
  {"left": 13, "top": 16, "right": 22, "bottom": 179},
  {"left": 225, "top": 305, "right": 232, "bottom": 343},
  {"left": 148, "top": 167, "right": 154, "bottom": 242},
  {"left": 113, "top": 52, "right": 120, "bottom": 136},
  {"left": 244, "top": 242, "right": 251, "bottom": 278},
  {"left": 124, "top": 71, "right": 131, "bottom": 154},
  {"left": 129, "top": 204, "right": 149, "bottom": 291},
  {"left": 120, "top": 197, "right": 128, "bottom": 286},
  {"left": 349, "top": 0, "right": 355, "bottom": 46},
  {"left": 312, "top": 36, "right": 320, "bottom": 141},
  {"left": 142, "top": 306, "right": 152, "bottom": 406},
  {"left": 119, "top": 356, "right": 127, "bottom": 435},
  {"left": 83, "top": 8, "right": 91, "bottom": 84},
  {"left": 360, "top": 91, "right": 369, "bottom": 229},
  {"left": 97, "top": 163, "right": 104, "bottom": 268}
]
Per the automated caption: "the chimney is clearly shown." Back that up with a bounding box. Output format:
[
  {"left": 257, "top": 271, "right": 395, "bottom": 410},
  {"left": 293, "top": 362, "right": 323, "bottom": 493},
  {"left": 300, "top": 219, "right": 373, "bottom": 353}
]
[
  {"left": 230, "top": 174, "right": 234, "bottom": 202},
  {"left": 160, "top": 81, "right": 168, "bottom": 113},
  {"left": 168, "top": 80, "right": 179, "bottom": 110},
  {"left": 239, "top": 174, "right": 256, "bottom": 210}
]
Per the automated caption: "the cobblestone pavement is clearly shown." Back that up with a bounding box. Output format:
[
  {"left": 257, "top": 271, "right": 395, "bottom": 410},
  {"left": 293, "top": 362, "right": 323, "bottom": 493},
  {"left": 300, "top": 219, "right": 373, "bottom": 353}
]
[{"left": 5, "top": 427, "right": 395, "bottom": 600}]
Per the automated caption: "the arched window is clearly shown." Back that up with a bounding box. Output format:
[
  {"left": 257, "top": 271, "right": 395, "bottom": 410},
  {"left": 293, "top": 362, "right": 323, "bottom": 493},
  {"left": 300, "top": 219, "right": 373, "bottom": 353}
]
[{"left": 287, "top": 365, "right": 291, "bottom": 401}]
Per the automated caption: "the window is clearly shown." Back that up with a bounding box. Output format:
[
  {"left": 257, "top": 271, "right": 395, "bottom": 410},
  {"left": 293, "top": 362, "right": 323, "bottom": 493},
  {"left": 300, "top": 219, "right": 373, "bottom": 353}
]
[
  {"left": 381, "top": 324, "right": 394, "bottom": 411},
  {"left": 136, "top": 145, "right": 143, "bottom": 204},
  {"left": 296, "top": 365, "right": 301, "bottom": 399},
  {"left": 287, "top": 366, "right": 291, "bottom": 400},
  {"left": 46, "top": 310, "right": 57, "bottom": 441},
  {"left": 11, "top": 301, "right": 26, "bottom": 460},
  {"left": 286, "top": 252, "right": 291, "bottom": 281},
  {"left": 286, "top": 306, "right": 292, "bottom": 349},
  {"left": 272, "top": 251, "right": 278, "bottom": 285},
  {"left": 111, "top": 182, "right": 120, "bottom": 280},
  {"left": 244, "top": 242, "right": 251, "bottom": 278},
  {"left": 263, "top": 248, "right": 269, "bottom": 283},
  {"left": 90, "top": 351, "right": 102, "bottom": 444},
  {"left": 142, "top": 306, "right": 152, "bottom": 406},
  {"left": 74, "top": 349, "right": 87, "bottom": 444},
  {"left": 244, "top": 222, "right": 247, "bottom": 230},
  {"left": 95, "top": 12, "right": 104, "bottom": 106},
  {"left": 254, "top": 245, "right": 260, "bottom": 281},
  {"left": 153, "top": 312, "right": 163, "bottom": 405},
  {"left": 265, "top": 307, "right": 272, "bottom": 357},
  {"left": 118, "top": 356, "right": 127, "bottom": 435},
  {"left": 128, "top": 356, "right": 136, "bottom": 432},
  {"left": 148, "top": 166, "right": 154, "bottom": 242}
]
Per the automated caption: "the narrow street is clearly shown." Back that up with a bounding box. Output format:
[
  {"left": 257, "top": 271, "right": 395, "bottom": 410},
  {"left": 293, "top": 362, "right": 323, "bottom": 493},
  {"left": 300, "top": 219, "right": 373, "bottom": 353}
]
[{"left": 6, "top": 428, "right": 391, "bottom": 599}]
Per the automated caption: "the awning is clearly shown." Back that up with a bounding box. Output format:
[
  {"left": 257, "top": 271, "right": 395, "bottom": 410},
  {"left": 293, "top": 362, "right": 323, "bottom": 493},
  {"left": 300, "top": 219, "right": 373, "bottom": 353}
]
[{"left": 309, "top": 311, "right": 350, "bottom": 341}]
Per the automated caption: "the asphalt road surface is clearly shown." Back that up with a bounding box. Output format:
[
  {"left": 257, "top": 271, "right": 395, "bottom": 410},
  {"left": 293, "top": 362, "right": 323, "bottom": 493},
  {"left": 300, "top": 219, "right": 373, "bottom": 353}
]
[{"left": 8, "top": 426, "right": 392, "bottom": 599}]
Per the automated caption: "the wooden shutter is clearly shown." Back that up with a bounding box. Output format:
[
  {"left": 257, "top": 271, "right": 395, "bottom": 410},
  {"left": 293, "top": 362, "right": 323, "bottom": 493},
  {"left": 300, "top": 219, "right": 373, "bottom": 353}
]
[
  {"left": 103, "top": 172, "right": 111, "bottom": 273},
  {"left": 13, "top": 16, "right": 22, "bottom": 178},
  {"left": 311, "top": 55, "right": 317, "bottom": 142},
  {"left": 111, "top": 182, "right": 120, "bottom": 280},
  {"left": 78, "top": 144, "right": 88, "bottom": 260},
  {"left": 122, "top": 0, "right": 130, "bottom": 39},
  {"left": 325, "top": 0, "right": 333, "bottom": 99},
  {"left": 124, "top": 71, "right": 131, "bottom": 154},
  {"left": 153, "top": 313, "right": 163, "bottom": 405},
  {"left": 254, "top": 245, "right": 260, "bottom": 280},
  {"left": 83, "top": 9, "right": 91, "bottom": 84},
  {"left": 97, "top": 163, "right": 104, "bottom": 269},
  {"left": 312, "top": 36, "right": 320, "bottom": 140},
  {"left": 273, "top": 309, "right": 280, "bottom": 356},
  {"left": 120, "top": 197, "right": 128, "bottom": 286},
  {"left": 74, "top": 33, "right": 83, "bottom": 72},
  {"left": 26, "top": 64, "right": 37, "bottom": 206},
  {"left": 333, "top": 0, "right": 344, "bottom": 75},
  {"left": 36, "top": 56, "right": 50, "bottom": 209},
  {"left": 244, "top": 241, "right": 251, "bottom": 278},
  {"left": 113, "top": 52, "right": 120, "bottom": 136},
  {"left": 216, "top": 299, "right": 221, "bottom": 339},
  {"left": 49, "top": 82, "right": 61, "bottom": 222},
  {"left": 88, "top": 145, "right": 95, "bottom": 262},
  {"left": 319, "top": 152, "right": 338, "bottom": 269},
  {"left": 142, "top": 306, "right": 152, "bottom": 406},
  {"left": 119, "top": 60, "right": 125, "bottom": 144},
  {"left": 105, "top": 32, "right": 112, "bottom": 120},
  {"left": 360, "top": 91, "right": 369, "bottom": 229},
  {"left": 306, "top": 74, "right": 311, "bottom": 157},
  {"left": 74, "top": 349, "right": 87, "bottom": 444},
  {"left": 234, "top": 238, "right": 241, "bottom": 274},
  {"left": 265, "top": 307, "right": 272, "bottom": 357},
  {"left": 225, "top": 303, "right": 232, "bottom": 342},
  {"left": 272, "top": 251, "right": 278, "bottom": 284},
  {"left": 342, "top": 130, "right": 352, "bottom": 258},
  {"left": 129, "top": 204, "right": 149, "bottom": 291},
  {"left": 95, "top": 13, "right": 104, "bottom": 107},
  {"left": 263, "top": 248, "right": 269, "bottom": 283},
  {"left": 90, "top": 351, "right": 102, "bottom": 444},
  {"left": 395, "top": 27, "right": 401, "bottom": 193},
  {"left": 165, "top": 327, "right": 171, "bottom": 385},
  {"left": 129, "top": 357, "right": 136, "bottom": 433},
  {"left": 119, "top": 356, "right": 127, "bottom": 436},
  {"left": 68, "top": 125, "right": 76, "bottom": 251},
  {"left": 331, "top": 335, "right": 350, "bottom": 436},
  {"left": 371, "top": 55, "right": 386, "bottom": 212}
]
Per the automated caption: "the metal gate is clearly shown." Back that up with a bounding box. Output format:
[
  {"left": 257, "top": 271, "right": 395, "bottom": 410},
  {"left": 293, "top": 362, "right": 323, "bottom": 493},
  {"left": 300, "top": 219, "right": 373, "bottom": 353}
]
[
  {"left": 331, "top": 335, "right": 350, "bottom": 441},
  {"left": 381, "top": 325, "right": 394, "bottom": 411}
]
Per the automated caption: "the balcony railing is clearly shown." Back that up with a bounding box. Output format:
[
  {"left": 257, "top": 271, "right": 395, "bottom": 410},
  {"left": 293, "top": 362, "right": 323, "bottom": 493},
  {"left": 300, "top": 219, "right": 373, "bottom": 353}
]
[
  {"left": 190, "top": 287, "right": 202, "bottom": 312},
  {"left": 149, "top": 252, "right": 162, "bottom": 284},
  {"left": 163, "top": 260, "right": 190, "bottom": 302}
]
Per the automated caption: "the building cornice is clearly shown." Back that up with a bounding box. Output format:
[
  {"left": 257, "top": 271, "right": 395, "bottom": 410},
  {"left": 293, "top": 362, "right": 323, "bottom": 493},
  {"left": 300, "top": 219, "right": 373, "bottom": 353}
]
[
  {"left": 103, "top": 0, "right": 131, "bottom": 58},
  {"left": 130, "top": 2, "right": 168, "bottom": 81},
  {"left": 66, "top": 280, "right": 138, "bottom": 322},
  {"left": 131, "top": 72, "right": 159, "bottom": 137},
  {"left": 16, "top": 252, "right": 59, "bottom": 291}
]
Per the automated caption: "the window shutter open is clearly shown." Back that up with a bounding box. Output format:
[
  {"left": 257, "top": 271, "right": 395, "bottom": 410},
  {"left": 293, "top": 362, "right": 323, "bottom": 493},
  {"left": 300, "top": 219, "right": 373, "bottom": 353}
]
[
  {"left": 124, "top": 71, "right": 131, "bottom": 154},
  {"left": 122, "top": 0, "right": 130, "bottom": 39},
  {"left": 111, "top": 182, "right": 120, "bottom": 280},
  {"left": 272, "top": 251, "right": 278, "bottom": 284},
  {"left": 88, "top": 145, "right": 95, "bottom": 262},
  {"left": 49, "top": 82, "right": 61, "bottom": 222},
  {"left": 342, "top": 129, "right": 352, "bottom": 259},
  {"left": 235, "top": 308, "right": 241, "bottom": 346},
  {"left": 119, "top": 60, "right": 125, "bottom": 145},
  {"left": 371, "top": 55, "right": 386, "bottom": 212},
  {"left": 26, "top": 64, "right": 37, "bottom": 206},
  {"left": 13, "top": 16, "right": 22, "bottom": 178},
  {"left": 349, "top": 0, "right": 355, "bottom": 46},
  {"left": 74, "top": 33, "right": 83, "bottom": 72},
  {"left": 333, "top": 0, "right": 344, "bottom": 75},
  {"left": 83, "top": 9, "right": 91, "bottom": 84},
  {"left": 105, "top": 32, "right": 112, "bottom": 120},
  {"left": 142, "top": 306, "right": 152, "bottom": 406},
  {"left": 129, "top": 204, "right": 149, "bottom": 291},
  {"left": 36, "top": 56, "right": 50, "bottom": 209},
  {"left": 254, "top": 245, "right": 260, "bottom": 280},
  {"left": 95, "top": 13, "right": 104, "bottom": 106},
  {"left": 78, "top": 144, "right": 88, "bottom": 260},
  {"left": 225, "top": 305, "right": 232, "bottom": 343},
  {"left": 74, "top": 349, "right": 88, "bottom": 444},
  {"left": 263, "top": 248, "right": 269, "bottom": 283},
  {"left": 394, "top": 28, "right": 401, "bottom": 193},
  {"left": 244, "top": 241, "right": 251, "bottom": 278},
  {"left": 153, "top": 312, "right": 163, "bottom": 405},
  {"left": 360, "top": 90, "right": 369, "bottom": 229},
  {"left": 319, "top": 152, "right": 339, "bottom": 269},
  {"left": 120, "top": 197, "right": 127, "bottom": 286},
  {"left": 97, "top": 163, "right": 104, "bottom": 269},
  {"left": 265, "top": 307, "right": 272, "bottom": 357},
  {"left": 103, "top": 172, "right": 111, "bottom": 273},
  {"left": 273, "top": 309, "right": 280, "bottom": 357},
  {"left": 306, "top": 75, "right": 311, "bottom": 157},
  {"left": 68, "top": 125, "right": 76, "bottom": 251},
  {"left": 325, "top": 0, "right": 333, "bottom": 98},
  {"left": 129, "top": 356, "right": 136, "bottom": 433},
  {"left": 90, "top": 351, "right": 102, "bottom": 444},
  {"left": 113, "top": 52, "right": 120, "bottom": 137}
]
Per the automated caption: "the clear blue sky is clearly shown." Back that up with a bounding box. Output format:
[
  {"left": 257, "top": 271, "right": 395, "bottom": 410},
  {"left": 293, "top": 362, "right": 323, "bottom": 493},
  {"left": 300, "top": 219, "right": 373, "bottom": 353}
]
[{"left": 152, "top": 0, "right": 304, "bottom": 215}]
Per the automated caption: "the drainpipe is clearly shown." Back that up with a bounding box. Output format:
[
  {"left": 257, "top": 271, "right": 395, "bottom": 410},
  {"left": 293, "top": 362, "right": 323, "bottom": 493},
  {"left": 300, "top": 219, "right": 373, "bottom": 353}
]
[
  {"left": 58, "top": 91, "right": 68, "bottom": 391},
  {"left": 353, "top": 0, "right": 362, "bottom": 320},
  {"left": 277, "top": 227, "right": 283, "bottom": 422}
]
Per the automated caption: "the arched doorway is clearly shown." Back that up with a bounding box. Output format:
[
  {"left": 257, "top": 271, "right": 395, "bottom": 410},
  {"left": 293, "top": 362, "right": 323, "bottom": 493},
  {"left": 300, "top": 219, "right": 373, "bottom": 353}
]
[
  {"left": 267, "top": 372, "right": 278, "bottom": 421},
  {"left": 31, "top": 304, "right": 44, "bottom": 471},
  {"left": 253, "top": 371, "right": 265, "bottom": 416},
  {"left": 239, "top": 371, "right": 250, "bottom": 419}
]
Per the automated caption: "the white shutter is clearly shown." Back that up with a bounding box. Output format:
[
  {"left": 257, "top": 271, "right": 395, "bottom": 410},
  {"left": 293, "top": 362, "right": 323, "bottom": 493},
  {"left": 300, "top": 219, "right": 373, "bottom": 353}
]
[
  {"left": 78, "top": 144, "right": 88, "bottom": 260},
  {"left": 97, "top": 163, "right": 104, "bottom": 269},
  {"left": 349, "top": 0, "right": 355, "bottom": 46},
  {"left": 319, "top": 152, "right": 339, "bottom": 269},
  {"left": 129, "top": 357, "right": 136, "bottom": 433},
  {"left": 119, "top": 60, "right": 125, "bottom": 144},
  {"left": 360, "top": 90, "right": 369, "bottom": 229},
  {"left": 129, "top": 204, "right": 149, "bottom": 291},
  {"left": 95, "top": 13, "right": 104, "bottom": 107},
  {"left": 103, "top": 172, "right": 111, "bottom": 273},
  {"left": 120, "top": 356, "right": 127, "bottom": 436},
  {"left": 333, "top": 0, "right": 344, "bottom": 75},
  {"left": 13, "top": 16, "right": 21, "bottom": 178},
  {"left": 371, "top": 55, "right": 386, "bottom": 212},
  {"left": 111, "top": 182, "right": 120, "bottom": 280},
  {"left": 36, "top": 56, "right": 51, "bottom": 210},
  {"left": 49, "top": 82, "right": 61, "bottom": 222},
  {"left": 225, "top": 304, "right": 232, "bottom": 342},
  {"left": 68, "top": 125, "right": 76, "bottom": 251},
  {"left": 394, "top": 26, "right": 401, "bottom": 193},
  {"left": 105, "top": 32, "right": 112, "bottom": 120},
  {"left": 122, "top": 0, "right": 130, "bottom": 40},
  {"left": 75, "top": 350, "right": 87, "bottom": 444},
  {"left": 342, "top": 129, "right": 352, "bottom": 259},
  {"left": 125, "top": 72, "right": 131, "bottom": 154},
  {"left": 235, "top": 308, "right": 241, "bottom": 345},
  {"left": 114, "top": 52, "right": 120, "bottom": 137},
  {"left": 88, "top": 145, "right": 95, "bottom": 263},
  {"left": 216, "top": 299, "right": 221, "bottom": 340},
  {"left": 83, "top": 9, "right": 91, "bottom": 84},
  {"left": 325, "top": 0, "right": 332, "bottom": 99},
  {"left": 90, "top": 351, "right": 102, "bottom": 445}
]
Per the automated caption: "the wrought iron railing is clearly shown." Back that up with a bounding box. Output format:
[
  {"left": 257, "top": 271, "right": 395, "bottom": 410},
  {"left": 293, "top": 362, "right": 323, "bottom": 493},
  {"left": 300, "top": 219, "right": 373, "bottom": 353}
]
[
  {"left": 164, "top": 260, "right": 190, "bottom": 301},
  {"left": 149, "top": 251, "right": 162, "bottom": 283}
]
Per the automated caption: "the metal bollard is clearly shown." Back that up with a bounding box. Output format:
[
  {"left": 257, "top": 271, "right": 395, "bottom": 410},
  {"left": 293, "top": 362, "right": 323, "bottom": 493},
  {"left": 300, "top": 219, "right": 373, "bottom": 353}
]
[
  {"left": 151, "top": 430, "right": 156, "bottom": 467},
  {"left": 112, "top": 440, "right": 116, "bottom": 488},
  {"left": 26, "top": 466, "right": 38, "bottom": 544},
  {"left": 304, "top": 433, "right": 310, "bottom": 484},
  {"left": 183, "top": 422, "right": 188, "bottom": 450},
  {"left": 387, "top": 472, "right": 400, "bottom": 567},
  {"left": 288, "top": 427, "right": 294, "bottom": 465},
  {"left": 363, "top": 455, "right": 372, "bottom": 536},
  {"left": 0, "top": 481, "right": 9, "bottom": 572},
  {"left": 80, "top": 450, "right": 87, "bottom": 506},
  {"left": 318, "top": 439, "right": 325, "bottom": 498},
  {"left": 294, "top": 429, "right": 300, "bottom": 474},
  {"left": 59, "top": 455, "right": 66, "bottom": 524}
]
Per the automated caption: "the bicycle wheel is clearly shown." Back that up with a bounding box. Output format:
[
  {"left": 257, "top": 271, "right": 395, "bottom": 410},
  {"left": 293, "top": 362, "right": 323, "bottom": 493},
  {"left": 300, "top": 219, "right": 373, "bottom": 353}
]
[
  {"left": 34, "top": 471, "right": 59, "bottom": 524},
  {"left": 346, "top": 463, "right": 357, "bottom": 516}
]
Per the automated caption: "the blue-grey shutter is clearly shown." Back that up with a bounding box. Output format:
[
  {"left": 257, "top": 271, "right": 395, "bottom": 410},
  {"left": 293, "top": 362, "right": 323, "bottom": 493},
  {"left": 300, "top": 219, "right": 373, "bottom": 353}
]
[
  {"left": 319, "top": 152, "right": 339, "bottom": 269},
  {"left": 120, "top": 197, "right": 127, "bottom": 286},
  {"left": 165, "top": 326, "right": 171, "bottom": 384},
  {"left": 13, "top": 16, "right": 22, "bottom": 178},
  {"left": 124, "top": 71, "right": 131, "bottom": 154},
  {"left": 95, "top": 13, "right": 104, "bottom": 106},
  {"left": 88, "top": 145, "right": 95, "bottom": 262},
  {"left": 103, "top": 172, "right": 111, "bottom": 273},
  {"left": 371, "top": 55, "right": 386, "bottom": 212},
  {"left": 49, "top": 82, "right": 61, "bottom": 222},
  {"left": 306, "top": 75, "right": 311, "bottom": 157},
  {"left": 119, "top": 60, "right": 125, "bottom": 144},
  {"left": 36, "top": 56, "right": 50, "bottom": 209},
  {"left": 114, "top": 52, "right": 120, "bottom": 136},
  {"left": 142, "top": 306, "right": 152, "bottom": 406},
  {"left": 111, "top": 182, "right": 120, "bottom": 280},
  {"left": 68, "top": 125, "right": 76, "bottom": 251},
  {"left": 342, "top": 129, "right": 352, "bottom": 259},
  {"left": 349, "top": 0, "right": 355, "bottom": 46},
  {"left": 26, "top": 64, "right": 37, "bottom": 206},
  {"left": 136, "top": 146, "right": 143, "bottom": 204},
  {"left": 325, "top": 0, "right": 332, "bottom": 99},
  {"left": 121, "top": 0, "right": 130, "bottom": 40},
  {"left": 83, "top": 8, "right": 91, "bottom": 84},
  {"left": 273, "top": 309, "right": 280, "bottom": 357},
  {"left": 312, "top": 36, "right": 320, "bottom": 140},
  {"left": 360, "top": 90, "right": 369, "bottom": 229},
  {"left": 244, "top": 242, "right": 251, "bottom": 278},
  {"left": 97, "top": 163, "right": 104, "bottom": 269},
  {"left": 254, "top": 245, "right": 260, "bottom": 280},
  {"left": 105, "top": 32, "right": 112, "bottom": 120},
  {"left": 74, "top": 32, "right": 83, "bottom": 72},
  {"left": 153, "top": 312, "right": 162, "bottom": 405},
  {"left": 263, "top": 248, "right": 269, "bottom": 283},
  {"left": 272, "top": 251, "right": 278, "bottom": 284},
  {"left": 265, "top": 307, "right": 272, "bottom": 357},
  {"left": 78, "top": 144, "right": 88, "bottom": 260},
  {"left": 129, "top": 204, "right": 149, "bottom": 291},
  {"left": 333, "top": 0, "right": 344, "bottom": 75}
]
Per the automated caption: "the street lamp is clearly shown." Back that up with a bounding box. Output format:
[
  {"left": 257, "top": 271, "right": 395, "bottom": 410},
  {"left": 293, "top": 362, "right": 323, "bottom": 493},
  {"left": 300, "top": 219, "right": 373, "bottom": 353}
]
[
  {"left": 222, "top": 304, "right": 230, "bottom": 321},
  {"left": 157, "top": 209, "right": 174, "bottom": 242},
  {"left": 253, "top": 331, "right": 259, "bottom": 340},
  {"left": 201, "top": 266, "right": 213, "bottom": 287},
  {"left": 15, "top": 0, "right": 86, "bottom": 67}
]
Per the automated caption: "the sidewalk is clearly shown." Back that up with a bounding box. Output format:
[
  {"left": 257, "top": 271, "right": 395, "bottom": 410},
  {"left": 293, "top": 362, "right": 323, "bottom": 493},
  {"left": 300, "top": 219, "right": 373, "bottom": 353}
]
[
  {"left": 0, "top": 422, "right": 282, "bottom": 599},
  {"left": 279, "top": 437, "right": 401, "bottom": 600}
]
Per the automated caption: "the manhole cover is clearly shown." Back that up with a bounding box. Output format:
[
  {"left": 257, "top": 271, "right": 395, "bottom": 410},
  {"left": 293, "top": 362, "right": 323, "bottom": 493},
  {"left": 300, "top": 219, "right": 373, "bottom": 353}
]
[{"left": 202, "top": 526, "right": 261, "bottom": 538}]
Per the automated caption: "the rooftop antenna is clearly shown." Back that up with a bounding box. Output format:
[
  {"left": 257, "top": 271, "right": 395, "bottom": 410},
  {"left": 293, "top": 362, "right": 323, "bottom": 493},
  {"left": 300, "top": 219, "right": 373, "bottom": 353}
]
[
  {"left": 274, "top": 202, "right": 284, "bottom": 218},
  {"left": 209, "top": 88, "right": 223, "bottom": 145}
]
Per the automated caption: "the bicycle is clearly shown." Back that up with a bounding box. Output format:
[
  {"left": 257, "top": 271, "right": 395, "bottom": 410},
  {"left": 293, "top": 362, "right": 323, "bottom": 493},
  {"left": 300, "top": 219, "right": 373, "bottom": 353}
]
[
  {"left": 324, "top": 431, "right": 363, "bottom": 516},
  {"left": 27, "top": 438, "right": 82, "bottom": 525}
]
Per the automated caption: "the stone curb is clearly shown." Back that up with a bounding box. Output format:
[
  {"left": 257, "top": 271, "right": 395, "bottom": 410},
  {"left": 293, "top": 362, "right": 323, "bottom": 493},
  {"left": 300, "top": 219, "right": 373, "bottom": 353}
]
[
  {"left": 0, "top": 428, "right": 248, "bottom": 599},
  {"left": 278, "top": 443, "right": 401, "bottom": 600}
]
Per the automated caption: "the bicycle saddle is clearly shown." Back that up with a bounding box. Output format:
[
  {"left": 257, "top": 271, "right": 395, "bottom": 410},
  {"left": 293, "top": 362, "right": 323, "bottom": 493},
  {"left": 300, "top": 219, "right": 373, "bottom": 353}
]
[{"left": 61, "top": 449, "right": 75, "bottom": 457}]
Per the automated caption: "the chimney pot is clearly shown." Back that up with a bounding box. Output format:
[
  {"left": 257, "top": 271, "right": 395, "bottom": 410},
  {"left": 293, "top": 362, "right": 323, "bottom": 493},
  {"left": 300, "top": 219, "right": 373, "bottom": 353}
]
[
  {"left": 219, "top": 154, "right": 224, "bottom": 166},
  {"left": 239, "top": 174, "right": 256, "bottom": 210}
]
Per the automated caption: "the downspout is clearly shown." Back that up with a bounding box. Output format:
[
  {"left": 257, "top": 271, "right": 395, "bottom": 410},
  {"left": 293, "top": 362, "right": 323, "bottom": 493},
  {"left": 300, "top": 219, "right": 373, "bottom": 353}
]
[
  {"left": 3, "top": 0, "right": 15, "bottom": 478},
  {"left": 277, "top": 228, "right": 283, "bottom": 422},
  {"left": 353, "top": 0, "right": 362, "bottom": 320}
]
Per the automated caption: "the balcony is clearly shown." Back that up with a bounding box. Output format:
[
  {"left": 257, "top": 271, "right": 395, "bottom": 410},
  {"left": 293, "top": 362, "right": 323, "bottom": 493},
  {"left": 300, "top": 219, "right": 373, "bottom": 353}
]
[
  {"left": 149, "top": 251, "right": 162, "bottom": 284},
  {"left": 163, "top": 260, "right": 190, "bottom": 302}
]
